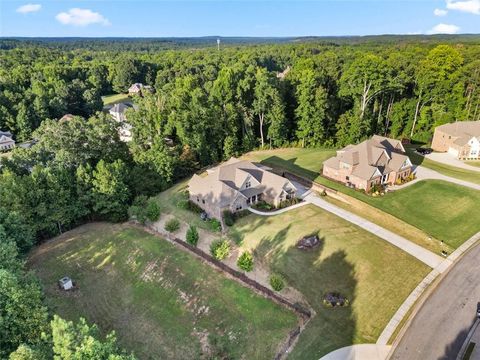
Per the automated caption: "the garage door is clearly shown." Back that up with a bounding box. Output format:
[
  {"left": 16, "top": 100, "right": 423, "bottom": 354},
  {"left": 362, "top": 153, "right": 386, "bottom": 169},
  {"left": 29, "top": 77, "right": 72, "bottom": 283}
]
[{"left": 448, "top": 147, "right": 459, "bottom": 157}]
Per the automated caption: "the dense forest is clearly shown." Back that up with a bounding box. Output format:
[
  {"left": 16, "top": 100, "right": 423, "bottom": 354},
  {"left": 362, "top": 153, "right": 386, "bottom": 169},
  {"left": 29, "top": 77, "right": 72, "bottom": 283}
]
[{"left": 1, "top": 36, "right": 480, "bottom": 359}]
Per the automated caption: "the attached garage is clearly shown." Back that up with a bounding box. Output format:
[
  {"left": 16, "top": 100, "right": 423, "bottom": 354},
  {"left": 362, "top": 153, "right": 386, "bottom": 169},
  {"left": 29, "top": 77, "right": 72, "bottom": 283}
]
[{"left": 447, "top": 147, "right": 459, "bottom": 157}]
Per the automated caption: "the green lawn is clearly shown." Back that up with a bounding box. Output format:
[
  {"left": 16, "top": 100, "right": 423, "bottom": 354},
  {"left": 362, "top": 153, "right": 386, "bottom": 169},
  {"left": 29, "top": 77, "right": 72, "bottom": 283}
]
[
  {"left": 243, "top": 147, "right": 335, "bottom": 181},
  {"left": 230, "top": 205, "right": 430, "bottom": 359},
  {"left": 155, "top": 179, "right": 216, "bottom": 231},
  {"left": 244, "top": 148, "right": 480, "bottom": 249},
  {"left": 465, "top": 161, "right": 480, "bottom": 168},
  {"left": 102, "top": 93, "right": 130, "bottom": 106},
  {"left": 28, "top": 223, "right": 297, "bottom": 360}
]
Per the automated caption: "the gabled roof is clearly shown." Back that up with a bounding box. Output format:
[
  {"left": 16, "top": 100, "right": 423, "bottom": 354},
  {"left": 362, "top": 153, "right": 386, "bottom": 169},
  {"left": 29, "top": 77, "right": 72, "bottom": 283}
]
[
  {"left": 109, "top": 102, "right": 132, "bottom": 114},
  {"left": 324, "top": 135, "right": 412, "bottom": 181},
  {"left": 436, "top": 121, "right": 480, "bottom": 139},
  {"left": 189, "top": 158, "right": 296, "bottom": 207}
]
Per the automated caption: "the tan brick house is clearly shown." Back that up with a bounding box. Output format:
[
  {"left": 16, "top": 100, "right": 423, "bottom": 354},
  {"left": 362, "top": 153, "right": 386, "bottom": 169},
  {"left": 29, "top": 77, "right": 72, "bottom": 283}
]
[
  {"left": 431, "top": 121, "right": 480, "bottom": 160},
  {"left": 322, "top": 135, "right": 413, "bottom": 192},
  {"left": 188, "top": 158, "right": 297, "bottom": 219}
]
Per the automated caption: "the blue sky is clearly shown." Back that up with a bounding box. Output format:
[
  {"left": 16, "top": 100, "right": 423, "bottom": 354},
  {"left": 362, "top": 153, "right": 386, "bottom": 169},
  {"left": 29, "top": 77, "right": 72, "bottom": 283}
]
[{"left": 1, "top": 0, "right": 479, "bottom": 37}]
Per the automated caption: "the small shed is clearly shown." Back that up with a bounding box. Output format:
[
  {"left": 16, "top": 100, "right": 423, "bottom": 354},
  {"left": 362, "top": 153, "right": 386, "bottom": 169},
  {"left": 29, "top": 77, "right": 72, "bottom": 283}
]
[{"left": 59, "top": 276, "right": 73, "bottom": 290}]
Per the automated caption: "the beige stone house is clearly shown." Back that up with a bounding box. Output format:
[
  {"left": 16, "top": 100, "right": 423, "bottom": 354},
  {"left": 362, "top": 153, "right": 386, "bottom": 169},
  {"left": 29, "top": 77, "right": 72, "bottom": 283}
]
[
  {"left": 431, "top": 121, "right": 480, "bottom": 160},
  {"left": 188, "top": 158, "right": 297, "bottom": 219},
  {"left": 323, "top": 135, "right": 413, "bottom": 192}
]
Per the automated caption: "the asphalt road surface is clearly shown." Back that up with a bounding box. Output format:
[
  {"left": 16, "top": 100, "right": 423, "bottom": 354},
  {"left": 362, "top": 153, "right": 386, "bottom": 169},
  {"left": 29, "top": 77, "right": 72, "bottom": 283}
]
[{"left": 391, "top": 242, "right": 480, "bottom": 360}]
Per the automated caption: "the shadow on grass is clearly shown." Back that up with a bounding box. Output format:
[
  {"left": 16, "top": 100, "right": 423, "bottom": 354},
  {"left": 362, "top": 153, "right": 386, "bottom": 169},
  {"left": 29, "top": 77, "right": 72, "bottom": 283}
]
[
  {"left": 260, "top": 155, "right": 320, "bottom": 181},
  {"left": 252, "top": 224, "right": 358, "bottom": 359}
]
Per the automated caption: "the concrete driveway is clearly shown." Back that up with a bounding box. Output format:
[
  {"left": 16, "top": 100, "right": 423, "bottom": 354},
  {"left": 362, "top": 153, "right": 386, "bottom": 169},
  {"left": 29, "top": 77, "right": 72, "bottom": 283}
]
[
  {"left": 424, "top": 152, "right": 480, "bottom": 172},
  {"left": 390, "top": 241, "right": 480, "bottom": 360},
  {"left": 391, "top": 166, "right": 480, "bottom": 192}
]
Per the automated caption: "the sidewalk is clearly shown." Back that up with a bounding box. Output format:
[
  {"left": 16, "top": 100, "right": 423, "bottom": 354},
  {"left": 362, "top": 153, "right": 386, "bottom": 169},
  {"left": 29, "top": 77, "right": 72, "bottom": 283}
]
[
  {"left": 319, "top": 344, "right": 391, "bottom": 360},
  {"left": 303, "top": 193, "right": 444, "bottom": 268}
]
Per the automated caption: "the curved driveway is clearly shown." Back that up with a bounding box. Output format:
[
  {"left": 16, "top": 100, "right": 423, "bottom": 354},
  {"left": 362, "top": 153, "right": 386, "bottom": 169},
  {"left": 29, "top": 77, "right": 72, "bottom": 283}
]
[{"left": 390, "top": 242, "right": 480, "bottom": 360}]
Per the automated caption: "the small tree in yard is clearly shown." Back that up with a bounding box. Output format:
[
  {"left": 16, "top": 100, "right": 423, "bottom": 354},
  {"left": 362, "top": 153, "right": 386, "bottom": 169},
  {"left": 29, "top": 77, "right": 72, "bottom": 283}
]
[
  {"left": 146, "top": 200, "right": 161, "bottom": 222},
  {"left": 222, "top": 210, "right": 235, "bottom": 227},
  {"left": 164, "top": 218, "right": 180, "bottom": 233},
  {"left": 270, "top": 274, "right": 285, "bottom": 291},
  {"left": 210, "top": 239, "right": 230, "bottom": 260},
  {"left": 128, "top": 195, "right": 148, "bottom": 224},
  {"left": 186, "top": 225, "right": 199, "bottom": 246},
  {"left": 237, "top": 251, "right": 254, "bottom": 272}
]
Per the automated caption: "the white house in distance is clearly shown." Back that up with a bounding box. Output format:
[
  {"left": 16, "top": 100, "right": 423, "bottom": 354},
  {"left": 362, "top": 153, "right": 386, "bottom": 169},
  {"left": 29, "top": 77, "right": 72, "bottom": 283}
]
[
  {"left": 188, "top": 158, "right": 297, "bottom": 219},
  {"left": 431, "top": 121, "right": 480, "bottom": 160},
  {"left": 109, "top": 103, "right": 134, "bottom": 142},
  {"left": 0, "top": 130, "right": 15, "bottom": 151}
]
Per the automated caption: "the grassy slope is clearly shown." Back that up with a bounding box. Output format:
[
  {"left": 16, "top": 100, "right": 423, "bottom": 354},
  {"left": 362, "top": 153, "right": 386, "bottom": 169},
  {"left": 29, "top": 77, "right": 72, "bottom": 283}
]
[
  {"left": 465, "top": 161, "right": 480, "bottom": 168},
  {"left": 155, "top": 180, "right": 215, "bottom": 231},
  {"left": 231, "top": 205, "right": 429, "bottom": 359},
  {"left": 102, "top": 93, "right": 130, "bottom": 106},
  {"left": 244, "top": 148, "right": 480, "bottom": 249},
  {"left": 28, "top": 223, "right": 297, "bottom": 360}
]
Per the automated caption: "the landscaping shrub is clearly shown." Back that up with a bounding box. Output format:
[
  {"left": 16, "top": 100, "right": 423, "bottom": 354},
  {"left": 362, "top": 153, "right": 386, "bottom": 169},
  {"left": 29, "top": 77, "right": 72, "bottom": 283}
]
[
  {"left": 146, "top": 200, "right": 161, "bottom": 222},
  {"left": 270, "top": 274, "right": 285, "bottom": 291},
  {"left": 222, "top": 210, "right": 235, "bottom": 227},
  {"left": 208, "top": 218, "right": 222, "bottom": 232},
  {"left": 186, "top": 225, "right": 199, "bottom": 246},
  {"left": 252, "top": 201, "right": 273, "bottom": 211},
  {"left": 210, "top": 239, "right": 230, "bottom": 260},
  {"left": 164, "top": 218, "right": 180, "bottom": 233},
  {"left": 278, "top": 197, "right": 300, "bottom": 209},
  {"left": 237, "top": 251, "right": 254, "bottom": 272},
  {"left": 128, "top": 195, "right": 148, "bottom": 224}
]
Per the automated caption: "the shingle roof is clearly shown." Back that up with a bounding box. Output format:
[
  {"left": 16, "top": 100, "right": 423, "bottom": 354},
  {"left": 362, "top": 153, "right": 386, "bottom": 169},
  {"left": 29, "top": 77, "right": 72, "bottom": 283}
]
[
  {"left": 324, "top": 135, "right": 411, "bottom": 181},
  {"left": 436, "top": 121, "right": 480, "bottom": 138},
  {"left": 188, "top": 158, "right": 296, "bottom": 207}
]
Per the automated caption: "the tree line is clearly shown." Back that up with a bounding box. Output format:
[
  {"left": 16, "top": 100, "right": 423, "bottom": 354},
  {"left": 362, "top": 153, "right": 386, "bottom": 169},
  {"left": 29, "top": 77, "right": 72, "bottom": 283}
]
[{"left": 1, "top": 37, "right": 480, "bottom": 359}]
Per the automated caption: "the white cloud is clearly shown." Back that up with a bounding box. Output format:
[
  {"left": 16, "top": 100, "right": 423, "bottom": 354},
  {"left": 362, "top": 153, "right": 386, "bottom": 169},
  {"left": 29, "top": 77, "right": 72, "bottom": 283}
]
[
  {"left": 56, "top": 8, "right": 110, "bottom": 26},
  {"left": 16, "top": 4, "right": 41, "bottom": 14},
  {"left": 428, "top": 23, "right": 461, "bottom": 34},
  {"left": 446, "top": 0, "right": 480, "bottom": 14},
  {"left": 434, "top": 8, "right": 448, "bottom": 16}
]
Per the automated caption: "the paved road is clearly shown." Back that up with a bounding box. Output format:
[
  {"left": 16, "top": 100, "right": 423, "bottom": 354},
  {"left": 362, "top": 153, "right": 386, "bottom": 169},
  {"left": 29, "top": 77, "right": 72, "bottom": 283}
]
[{"left": 390, "top": 242, "right": 480, "bottom": 360}]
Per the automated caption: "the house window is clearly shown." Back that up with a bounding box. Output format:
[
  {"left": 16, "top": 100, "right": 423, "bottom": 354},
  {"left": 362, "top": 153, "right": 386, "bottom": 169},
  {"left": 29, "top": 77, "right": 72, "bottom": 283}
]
[
  {"left": 236, "top": 204, "right": 242, "bottom": 211},
  {"left": 346, "top": 176, "right": 350, "bottom": 181},
  {"left": 196, "top": 197, "right": 199, "bottom": 202},
  {"left": 245, "top": 181, "right": 251, "bottom": 189},
  {"left": 202, "top": 199, "right": 205, "bottom": 204}
]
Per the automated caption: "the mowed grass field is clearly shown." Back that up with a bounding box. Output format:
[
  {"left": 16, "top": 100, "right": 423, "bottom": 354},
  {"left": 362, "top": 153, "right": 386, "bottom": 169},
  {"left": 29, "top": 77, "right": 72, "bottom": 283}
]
[
  {"left": 230, "top": 205, "right": 430, "bottom": 359},
  {"left": 28, "top": 223, "right": 297, "bottom": 360},
  {"left": 102, "top": 93, "right": 130, "bottom": 106},
  {"left": 244, "top": 148, "right": 480, "bottom": 249}
]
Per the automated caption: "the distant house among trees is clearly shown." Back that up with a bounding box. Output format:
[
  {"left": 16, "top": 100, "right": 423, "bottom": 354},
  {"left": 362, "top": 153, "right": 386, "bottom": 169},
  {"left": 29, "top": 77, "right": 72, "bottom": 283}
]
[
  {"left": 128, "top": 83, "right": 143, "bottom": 95},
  {"left": 128, "top": 83, "right": 154, "bottom": 96},
  {"left": 0, "top": 131, "right": 15, "bottom": 151},
  {"left": 109, "top": 103, "right": 132, "bottom": 122},
  {"left": 109, "top": 103, "right": 134, "bottom": 142},
  {"left": 59, "top": 114, "right": 75, "bottom": 122}
]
